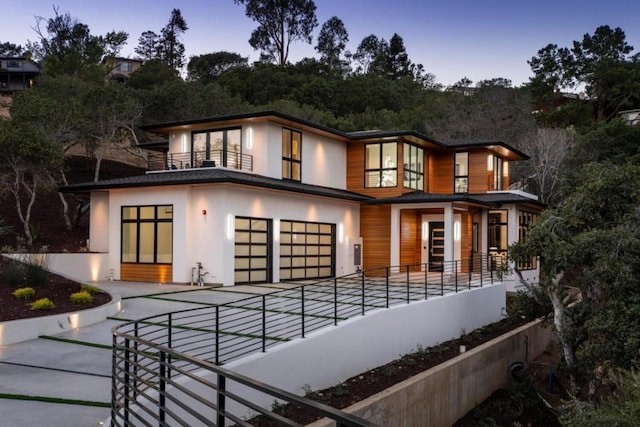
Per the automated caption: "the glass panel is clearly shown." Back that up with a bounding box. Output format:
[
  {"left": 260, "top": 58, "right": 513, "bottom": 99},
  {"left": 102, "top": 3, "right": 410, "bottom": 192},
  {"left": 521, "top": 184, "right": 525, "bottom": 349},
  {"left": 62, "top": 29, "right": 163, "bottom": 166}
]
[
  {"left": 252, "top": 233, "right": 267, "bottom": 244},
  {"left": 235, "top": 258, "right": 250, "bottom": 269},
  {"left": 319, "top": 224, "right": 332, "bottom": 234},
  {"left": 319, "top": 235, "right": 332, "bottom": 244},
  {"left": 157, "top": 206, "right": 173, "bottom": 219},
  {"left": 235, "top": 271, "right": 249, "bottom": 282},
  {"left": 140, "top": 206, "right": 155, "bottom": 220},
  {"left": 307, "top": 246, "right": 319, "bottom": 255},
  {"left": 228, "top": 129, "right": 241, "bottom": 152},
  {"left": 252, "top": 271, "right": 267, "bottom": 281},
  {"left": 455, "top": 152, "right": 468, "bottom": 176},
  {"left": 252, "top": 258, "right": 267, "bottom": 269},
  {"left": 139, "top": 223, "right": 155, "bottom": 263},
  {"left": 292, "top": 269, "right": 306, "bottom": 279},
  {"left": 156, "top": 223, "right": 172, "bottom": 263},
  {"left": 122, "top": 223, "right": 137, "bottom": 262},
  {"left": 235, "top": 217, "right": 250, "bottom": 230},
  {"left": 292, "top": 162, "right": 300, "bottom": 181},
  {"left": 252, "top": 219, "right": 267, "bottom": 231},
  {"left": 282, "top": 129, "right": 291, "bottom": 157},
  {"left": 122, "top": 207, "right": 137, "bottom": 220},
  {"left": 320, "top": 246, "right": 332, "bottom": 255},
  {"left": 280, "top": 270, "right": 291, "bottom": 280},
  {"left": 306, "top": 268, "right": 319, "bottom": 277},
  {"left": 292, "top": 257, "right": 306, "bottom": 267},
  {"left": 291, "top": 131, "right": 301, "bottom": 160},
  {"left": 319, "top": 256, "right": 332, "bottom": 266},
  {"left": 455, "top": 177, "right": 468, "bottom": 193},
  {"left": 211, "top": 131, "right": 223, "bottom": 151},
  {"left": 307, "top": 223, "right": 318, "bottom": 233},
  {"left": 307, "top": 234, "right": 319, "bottom": 244},
  {"left": 292, "top": 246, "right": 306, "bottom": 256},
  {"left": 366, "top": 171, "right": 380, "bottom": 188},
  {"left": 235, "top": 231, "right": 251, "bottom": 243},
  {"left": 252, "top": 245, "right": 267, "bottom": 256},
  {"left": 307, "top": 257, "right": 318, "bottom": 266},
  {"left": 382, "top": 143, "right": 397, "bottom": 168},
  {"left": 280, "top": 221, "right": 291, "bottom": 232},
  {"left": 280, "top": 257, "right": 291, "bottom": 267},
  {"left": 235, "top": 245, "right": 250, "bottom": 256},
  {"left": 282, "top": 160, "right": 291, "bottom": 179},
  {"left": 280, "top": 233, "right": 291, "bottom": 244},
  {"left": 366, "top": 144, "right": 380, "bottom": 169},
  {"left": 319, "top": 267, "right": 332, "bottom": 276},
  {"left": 381, "top": 170, "right": 396, "bottom": 187},
  {"left": 193, "top": 133, "right": 207, "bottom": 155}
]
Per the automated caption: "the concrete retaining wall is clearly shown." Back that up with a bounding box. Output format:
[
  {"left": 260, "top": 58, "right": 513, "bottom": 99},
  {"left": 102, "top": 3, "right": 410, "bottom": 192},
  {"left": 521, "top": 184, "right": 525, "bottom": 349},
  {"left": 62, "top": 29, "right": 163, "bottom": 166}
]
[
  {"left": 310, "top": 318, "right": 553, "bottom": 427},
  {"left": 5, "top": 253, "right": 110, "bottom": 283}
]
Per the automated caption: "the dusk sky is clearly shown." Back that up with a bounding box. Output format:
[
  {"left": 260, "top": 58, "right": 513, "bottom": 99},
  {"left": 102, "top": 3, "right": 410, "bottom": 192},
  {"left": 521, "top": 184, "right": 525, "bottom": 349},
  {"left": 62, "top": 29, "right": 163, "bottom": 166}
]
[{"left": 3, "top": 0, "right": 640, "bottom": 87}]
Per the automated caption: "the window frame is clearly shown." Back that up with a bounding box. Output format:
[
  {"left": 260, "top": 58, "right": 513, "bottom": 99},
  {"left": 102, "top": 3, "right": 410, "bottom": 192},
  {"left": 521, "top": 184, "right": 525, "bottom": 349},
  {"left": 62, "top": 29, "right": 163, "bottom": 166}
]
[
  {"left": 121, "top": 205, "right": 173, "bottom": 265},
  {"left": 454, "top": 152, "right": 469, "bottom": 193},
  {"left": 517, "top": 210, "right": 538, "bottom": 270},
  {"left": 282, "top": 127, "right": 302, "bottom": 181},
  {"left": 403, "top": 143, "right": 424, "bottom": 190},
  {"left": 488, "top": 209, "right": 508, "bottom": 266},
  {"left": 192, "top": 127, "right": 242, "bottom": 168},
  {"left": 365, "top": 142, "right": 398, "bottom": 188}
]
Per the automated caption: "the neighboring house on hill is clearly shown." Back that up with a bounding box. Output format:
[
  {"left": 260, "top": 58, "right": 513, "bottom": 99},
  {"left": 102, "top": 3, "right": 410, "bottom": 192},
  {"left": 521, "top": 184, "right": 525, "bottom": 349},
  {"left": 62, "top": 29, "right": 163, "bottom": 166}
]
[
  {"left": 104, "top": 57, "right": 143, "bottom": 82},
  {"left": 619, "top": 109, "right": 640, "bottom": 126},
  {"left": 0, "top": 57, "right": 39, "bottom": 92},
  {"left": 60, "top": 111, "right": 543, "bottom": 288}
]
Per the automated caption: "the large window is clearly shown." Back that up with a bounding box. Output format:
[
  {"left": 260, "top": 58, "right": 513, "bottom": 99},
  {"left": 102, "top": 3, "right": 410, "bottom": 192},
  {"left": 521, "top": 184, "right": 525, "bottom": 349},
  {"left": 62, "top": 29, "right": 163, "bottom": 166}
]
[
  {"left": 282, "top": 128, "right": 301, "bottom": 181},
  {"left": 488, "top": 210, "right": 508, "bottom": 268},
  {"left": 403, "top": 143, "right": 424, "bottom": 190},
  {"left": 192, "top": 128, "right": 242, "bottom": 168},
  {"left": 122, "top": 205, "right": 173, "bottom": 264},
  {"left": 454, "top": 152, "right": 469, "bottom": 193},
  {"left": 518, "top": 210, "right": 538, "bottom": 270},
  {"left": 365, "top": 142, "right": 397, "bottom": 188},
  {"left": 235, "top": 217, "right": 271, "bottom": 284}
]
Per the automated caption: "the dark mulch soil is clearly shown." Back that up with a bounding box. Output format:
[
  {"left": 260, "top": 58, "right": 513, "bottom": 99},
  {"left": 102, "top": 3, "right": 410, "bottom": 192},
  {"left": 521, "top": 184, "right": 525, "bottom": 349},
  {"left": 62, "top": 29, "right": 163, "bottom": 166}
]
[
  {"left": 0, "top": 256, "right": 111, "bottom": 322},
  {"left": 251, "top": 315, "right": 557, "bottom": 426}
]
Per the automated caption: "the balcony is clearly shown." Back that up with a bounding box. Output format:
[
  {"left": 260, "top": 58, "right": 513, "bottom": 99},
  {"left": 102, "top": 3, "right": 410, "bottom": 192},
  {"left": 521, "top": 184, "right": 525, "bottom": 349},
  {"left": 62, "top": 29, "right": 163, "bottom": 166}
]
[{"left": 147, "top": 150, "right": 253, "bottom": 172}]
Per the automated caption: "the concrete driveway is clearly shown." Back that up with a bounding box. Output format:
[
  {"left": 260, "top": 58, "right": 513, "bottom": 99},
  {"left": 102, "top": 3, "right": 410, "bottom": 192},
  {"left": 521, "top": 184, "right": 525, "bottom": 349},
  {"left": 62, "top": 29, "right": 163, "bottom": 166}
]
[{"left": 0, "top": 282, "right": 276, "bottom": 427}]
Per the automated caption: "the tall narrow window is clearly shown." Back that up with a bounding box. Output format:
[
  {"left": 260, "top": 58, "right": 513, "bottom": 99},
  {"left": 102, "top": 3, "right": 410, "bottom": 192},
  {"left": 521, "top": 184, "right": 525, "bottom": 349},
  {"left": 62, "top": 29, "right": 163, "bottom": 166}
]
[
  {"left": 517, "top": 210, "right": 538, "bottom": 270},
  {"left": 403, "top": 143, "right": 424, "bottom": 190},
  {"left": 488, "top": 155, "right": 504, "bottom": 191},
  {"left": 282, "top": 128, "right": 301, "bottom": 181},
  {"left": 121, "top": 205, "right": 173, "bottom": 264},
  {"left": 488, "top": 210, "right": 508, "bottom": 269},
  {"left": 454, "top": 152, "right": 469, "bottom": 193},
  {"left": 365, "top": 142, "right": 397, "bottom": 188}
]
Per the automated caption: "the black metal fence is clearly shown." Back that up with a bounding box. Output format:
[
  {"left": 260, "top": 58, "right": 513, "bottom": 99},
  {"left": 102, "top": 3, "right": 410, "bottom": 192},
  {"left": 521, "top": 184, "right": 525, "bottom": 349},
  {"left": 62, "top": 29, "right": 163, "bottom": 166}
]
[
  {"left": 111, "top": 254, "right": 502, "bottom": 426},
  {"left": 147, "top": 150, "right": 253, "bottom": 172}
]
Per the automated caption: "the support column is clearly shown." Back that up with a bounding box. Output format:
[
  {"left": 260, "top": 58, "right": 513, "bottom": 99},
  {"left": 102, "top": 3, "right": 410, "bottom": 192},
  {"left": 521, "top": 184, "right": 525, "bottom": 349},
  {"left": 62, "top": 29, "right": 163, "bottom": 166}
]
[
  {"left": 390, "top": 206, "right": 400, "bottom": 272},
  {"left": 444, "top": 204, "right": 454, "bottom": 263}
]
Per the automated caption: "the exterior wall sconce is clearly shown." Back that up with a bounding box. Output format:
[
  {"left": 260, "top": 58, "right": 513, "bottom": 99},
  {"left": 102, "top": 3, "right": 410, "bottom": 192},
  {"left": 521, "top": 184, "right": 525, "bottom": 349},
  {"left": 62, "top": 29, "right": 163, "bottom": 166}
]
[{"left": 487, "top": 154, "right": 493, "bottom": 171}]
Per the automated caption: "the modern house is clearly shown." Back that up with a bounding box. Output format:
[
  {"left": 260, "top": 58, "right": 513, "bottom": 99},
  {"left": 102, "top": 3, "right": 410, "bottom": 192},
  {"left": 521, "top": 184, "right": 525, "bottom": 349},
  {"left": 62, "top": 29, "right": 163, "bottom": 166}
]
[
  {"left": 104, "top": 57, "right": 144, "bottom": 82},
  {"left": 0, "top": 57, "right": 40, "bottom": 92},
  {"left": 61, "top": 111, "right": 543, "bottom": 288}
]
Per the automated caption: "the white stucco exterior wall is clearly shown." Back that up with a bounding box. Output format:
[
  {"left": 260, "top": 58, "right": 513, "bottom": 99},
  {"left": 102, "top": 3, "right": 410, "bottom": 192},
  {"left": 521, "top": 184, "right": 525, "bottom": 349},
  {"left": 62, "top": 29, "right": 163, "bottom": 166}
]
[{"left": 89, "top": 191, "right": 109, "bottom": 253}]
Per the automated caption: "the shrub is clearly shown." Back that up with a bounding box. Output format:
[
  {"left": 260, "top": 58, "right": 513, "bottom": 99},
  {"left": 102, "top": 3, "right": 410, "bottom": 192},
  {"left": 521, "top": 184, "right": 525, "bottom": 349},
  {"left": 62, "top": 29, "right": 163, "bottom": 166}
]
[
  {"left": 70, "top": 290, "right": 93, "bottom": 305},
  {"left": 31, "top": 298, "right": 55, "bottom": 311},
  {"left": 80, "top": 284, "right": 100, "bottom": 294},
  {"left": 5, "top": 261, "right": 26, "bottom": 287},
  {"left": 12, "top": 287, "right": 35, "bottom": 300},
  {"left": 24, "top": 254, "right": 49, "bottom": 287}
]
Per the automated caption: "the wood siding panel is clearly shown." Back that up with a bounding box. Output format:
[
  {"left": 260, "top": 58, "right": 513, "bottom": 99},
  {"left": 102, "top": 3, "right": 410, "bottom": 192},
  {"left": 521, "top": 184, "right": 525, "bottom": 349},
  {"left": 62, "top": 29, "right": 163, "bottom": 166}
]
[
  {"left": 431, "top": 153, "right": 453, "bottom": 194},
  {"left": 400, "top": 209, "right": 421, "bottom": 270},
  {"left": 468, "top": 150, "right": 490, "bottom": 193},
  {"left": 121, "top": 264, "right": 173, "bottom": 283},
  {"left": 460, "top": 212, "right": 472, "bottom": 273},
  {"left": 360, "top": 205, "right": 391, "bottom": 272}
]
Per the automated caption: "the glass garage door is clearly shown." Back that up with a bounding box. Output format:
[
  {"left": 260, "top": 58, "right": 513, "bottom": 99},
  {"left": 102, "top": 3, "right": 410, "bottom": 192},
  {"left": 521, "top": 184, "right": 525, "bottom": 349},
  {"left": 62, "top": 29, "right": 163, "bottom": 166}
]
[
  {"left": 280, "top": 220, "right": 335, "bottom": 280},
  {"left": 234, "top": 217, "right": 272, "bottom": 284}
]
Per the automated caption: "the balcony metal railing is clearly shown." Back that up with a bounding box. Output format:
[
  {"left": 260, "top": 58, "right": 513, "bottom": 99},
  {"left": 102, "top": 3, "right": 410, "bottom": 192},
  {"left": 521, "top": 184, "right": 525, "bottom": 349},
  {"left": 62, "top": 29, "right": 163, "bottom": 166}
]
[
  {"left": 147, "top": 150, "right": 253, "bottom": 172},
  {"left": 111, "top": 254, "right": 503, "bottom": 426}
]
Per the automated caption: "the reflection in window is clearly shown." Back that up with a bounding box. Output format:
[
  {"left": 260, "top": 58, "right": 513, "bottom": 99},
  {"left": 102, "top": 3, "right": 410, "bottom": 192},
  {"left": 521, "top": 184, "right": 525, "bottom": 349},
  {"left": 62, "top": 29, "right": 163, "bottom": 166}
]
[
  {"left": 191, "top": 128, "right": 242, "bottom": 168},
  {"left": 365, "top": 142, "right": 397, "bottom": 188},
  {"left": 455, "top": 152, "right": 468, "bottom": 193},
  {"left": 403, "top": 143, "right": 424, "bottom": 190},
  {"left": 488, "top": 155, "right": 504, "bottom": 191},
  {"left": 282, "top": 128, "right": 301, "bottom": 181},
  {"left": 121, "top": 205, "right": 173, "bottom": 264}
]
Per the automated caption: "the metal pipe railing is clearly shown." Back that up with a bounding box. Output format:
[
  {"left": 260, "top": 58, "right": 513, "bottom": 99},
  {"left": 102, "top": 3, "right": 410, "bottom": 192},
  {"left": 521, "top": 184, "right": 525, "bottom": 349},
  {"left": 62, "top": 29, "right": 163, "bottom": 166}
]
[{"left": 111, "top": 253, "right": 503, "bottom": 425}]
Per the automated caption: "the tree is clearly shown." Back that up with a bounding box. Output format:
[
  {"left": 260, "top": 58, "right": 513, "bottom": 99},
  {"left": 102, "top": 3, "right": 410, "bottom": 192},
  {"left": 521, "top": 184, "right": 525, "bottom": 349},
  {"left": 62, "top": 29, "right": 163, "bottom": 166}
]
[
  {"left": 126, "top": 59, "right": 180, "bottom": 89},
  {"left": 511, "top": 161, "right": 640, "bottom": 395},
  {"left": 234, "top": 0, "right": 318, "bottom": 66},
  {"left": 386, "top": 33, "right": 412, "bottom": 79},
  {"left": 0, "top": 41, "right": 24, "bottom": 56},
  {"left": 517, "top": 127, "right": 574, "bottom": 205},
  {"left": 529, "top": 25, "right": 640, "bottom": 121},
  {"left": 187, "top": 51, "right": 249, "bottom": 83},
  {"left": 29, "top": 7, "right": 128, "bottom": 80},
  {"left": 353, "top": 34, "right": 385, "bottom": 74},
  {"left": 315, "top": 16, "right": 349, "bottom": 74},
  {"left": 135, "top": 9, "right": 188, "bottom": 71}
]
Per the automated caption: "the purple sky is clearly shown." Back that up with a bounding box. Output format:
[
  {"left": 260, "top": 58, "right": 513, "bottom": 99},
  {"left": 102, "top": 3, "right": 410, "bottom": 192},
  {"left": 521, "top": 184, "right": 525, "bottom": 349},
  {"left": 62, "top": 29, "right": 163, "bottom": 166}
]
[{"left": 3, "top": 0, "right": 640, "bottom": 87}]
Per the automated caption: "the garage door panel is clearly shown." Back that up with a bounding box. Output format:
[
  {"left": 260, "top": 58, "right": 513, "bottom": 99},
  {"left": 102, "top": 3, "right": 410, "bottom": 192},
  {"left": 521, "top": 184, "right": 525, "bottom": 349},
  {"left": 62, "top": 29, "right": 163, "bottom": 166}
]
[
  {"left": 234, "top": 217, "right": 271, "bottom": 285},
  {"left": 280, "top": 220, "right": 335, "bottom": 281}
]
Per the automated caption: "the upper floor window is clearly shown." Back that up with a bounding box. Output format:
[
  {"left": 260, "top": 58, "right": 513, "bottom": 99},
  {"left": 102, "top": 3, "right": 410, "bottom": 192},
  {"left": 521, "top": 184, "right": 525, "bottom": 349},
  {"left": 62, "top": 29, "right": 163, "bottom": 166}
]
[
  {"left": 454, "top": 152, "right": 468, "bottom": 193},
  {"left": 192, "top": 128, "right": 242, "bottom": 168},
  {"left": 282, "top": 128, "right": 301, "bottom": 181},
  {"left": 118, "top": 62, "right": 133, "bottom": 72},
  {"left": 365, "top": 142, "right": 397, "bottom": 188},
  {"left": 403, "top": 143, "right": 424, "bottom": 190},
  {"left": 6, "top": 60, "right": 22, "bottom": 68},
  {"left": 488, "top": 155, "right": 506, "bottom": 191}
]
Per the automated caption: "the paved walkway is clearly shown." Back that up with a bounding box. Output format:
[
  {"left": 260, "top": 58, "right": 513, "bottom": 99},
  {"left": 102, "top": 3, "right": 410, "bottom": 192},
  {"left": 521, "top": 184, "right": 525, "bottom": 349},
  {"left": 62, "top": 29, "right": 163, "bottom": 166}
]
[{"left": 0, "top": 282, "right": 276, "bottom": 427}]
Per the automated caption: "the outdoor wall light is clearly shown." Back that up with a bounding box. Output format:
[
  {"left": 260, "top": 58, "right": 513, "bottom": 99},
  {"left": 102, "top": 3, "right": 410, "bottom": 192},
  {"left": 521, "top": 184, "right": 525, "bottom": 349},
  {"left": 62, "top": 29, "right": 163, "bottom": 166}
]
[
  {"left": 503, "top": 161, "right": 509, "bottom": 176},
  {"left": 454, "top": 221, "right": 461, "bottom": 241},
  {"left": 246, "top": 127, "right": 253, "bottom": 150},
  {"left": 487, "top": 154, "right": 493, "bottom": 171}
]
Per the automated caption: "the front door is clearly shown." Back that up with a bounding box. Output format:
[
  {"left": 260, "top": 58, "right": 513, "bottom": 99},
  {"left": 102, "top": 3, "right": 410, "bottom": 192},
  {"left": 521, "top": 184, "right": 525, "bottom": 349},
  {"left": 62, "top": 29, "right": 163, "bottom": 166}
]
[{"left": 428, "top": 221, "right": 445, "bottom": 271}]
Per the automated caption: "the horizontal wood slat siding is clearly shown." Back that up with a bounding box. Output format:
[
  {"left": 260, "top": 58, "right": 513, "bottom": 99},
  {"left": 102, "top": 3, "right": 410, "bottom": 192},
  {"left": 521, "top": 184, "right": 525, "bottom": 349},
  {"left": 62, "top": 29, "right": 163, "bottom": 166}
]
[
  {"left": 431, "top": 153, "right": 453, "bottom": 194},
  {"left": 121, "top": 264, "right": 173, "bottom": 283},
  {"left": 360, "top": 205, "right": 391, "bottom": 272},
  {"left": 400, "top": 209, "right": 421, "bottom": 270},
  {"left": 468, "top": 150, "right": 489, "bottom": 193},
  {"left": 460, "top": 212, "right": 472, "bottom": 273}
]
